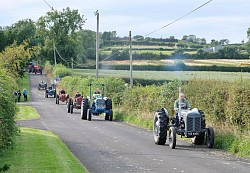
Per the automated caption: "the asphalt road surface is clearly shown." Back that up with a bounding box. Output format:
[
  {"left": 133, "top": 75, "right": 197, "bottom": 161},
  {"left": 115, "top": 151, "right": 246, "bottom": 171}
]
[{"left": 18, "top": 74, "right": 250, "bottom": 173}]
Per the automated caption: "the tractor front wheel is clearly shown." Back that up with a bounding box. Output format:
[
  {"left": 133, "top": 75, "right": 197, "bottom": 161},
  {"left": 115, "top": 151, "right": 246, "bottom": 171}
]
[
  {"left": 109, "top": 109, "right": 113, "bottom": 121},
  {"left": 168, "top": 127, "right": 176, "bottom": 149},
  {"left": 206, "top": 127, "right": 214, "bottom": 148}
]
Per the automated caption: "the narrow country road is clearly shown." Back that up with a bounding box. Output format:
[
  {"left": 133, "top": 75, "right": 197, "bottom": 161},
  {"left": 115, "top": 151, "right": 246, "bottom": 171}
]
[{"left": 18, "top": 74, "right": 250, "bottom": 173}]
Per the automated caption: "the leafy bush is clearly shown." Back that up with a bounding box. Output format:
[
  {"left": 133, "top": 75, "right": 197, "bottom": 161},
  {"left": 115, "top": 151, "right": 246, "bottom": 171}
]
[
  {"left": 43, "top": 61, "right": 53, "bottom": 75},
  {"left": 52, "top": 64, "right": 72, "bottom": 78}
]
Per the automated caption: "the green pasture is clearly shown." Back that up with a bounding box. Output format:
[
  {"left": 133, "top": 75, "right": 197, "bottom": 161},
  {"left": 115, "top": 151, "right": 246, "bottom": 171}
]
[{"left": 72, "top": 69, "right": 250, "bottom": 82}]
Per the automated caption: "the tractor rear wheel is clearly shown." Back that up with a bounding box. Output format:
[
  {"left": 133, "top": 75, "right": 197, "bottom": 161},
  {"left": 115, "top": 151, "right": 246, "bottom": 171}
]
[
  {"left": 70, "top": 105, "right": 73, "bottom": 114},
  {"left": 87, "top": 109, "right": 92, "bottom": 121},
  {"left": 81, "top": 99, "right": 88, "bottom": 120},
  {"left": 153, "top": 110, "right": 168, "bottom": 145}
]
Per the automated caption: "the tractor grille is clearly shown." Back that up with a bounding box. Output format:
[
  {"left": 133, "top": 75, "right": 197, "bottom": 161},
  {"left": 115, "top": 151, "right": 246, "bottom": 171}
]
[
  {"left": 187, "top": 117, "right": 201, "bottom": 132},
  {"left": 96, "top": 99, "right": 106, "bottom": 109}
]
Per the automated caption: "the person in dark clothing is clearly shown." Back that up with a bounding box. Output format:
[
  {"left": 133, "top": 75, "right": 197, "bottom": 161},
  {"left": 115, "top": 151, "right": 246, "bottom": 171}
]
[{"left": 75, "top": 91, "right": 81, "bottom": 98}]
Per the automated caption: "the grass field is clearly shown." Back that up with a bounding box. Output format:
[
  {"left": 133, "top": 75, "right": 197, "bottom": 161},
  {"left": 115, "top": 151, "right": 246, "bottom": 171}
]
[
  {"left": 101, "top": 59, "right": 250, "bottom": 67},
  {"left": 72, "top": 69, "right": 250, "bottom": 82}
]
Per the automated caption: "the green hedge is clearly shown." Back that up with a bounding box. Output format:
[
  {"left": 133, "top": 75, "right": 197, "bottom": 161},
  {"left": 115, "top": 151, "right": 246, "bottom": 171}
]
[
  {"left": 78, "top": 63, "right": 250, "bottom": 72},
  {"left": 57, "top": 76, "right": 126, "bottom": 105},
  {"left": 97, "top": 64, "right": 250, "bottom": 72},
  {"left": 0, "top": 69, "right": 18, "bottom": 149}
]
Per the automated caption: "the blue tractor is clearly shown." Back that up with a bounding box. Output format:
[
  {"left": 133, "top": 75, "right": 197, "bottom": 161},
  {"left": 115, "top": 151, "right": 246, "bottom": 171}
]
[
  {"left": 81, "top": 83, "right": 113, "bottom": 121},
  {"left": 45, "top": 86, "right": 56, "bottom": 98}
]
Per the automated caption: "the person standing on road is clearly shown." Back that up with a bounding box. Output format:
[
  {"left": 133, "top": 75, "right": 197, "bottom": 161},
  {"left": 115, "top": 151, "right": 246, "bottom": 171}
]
[{"left": 23, "top": 89, "right": 28, "bottom": 101}]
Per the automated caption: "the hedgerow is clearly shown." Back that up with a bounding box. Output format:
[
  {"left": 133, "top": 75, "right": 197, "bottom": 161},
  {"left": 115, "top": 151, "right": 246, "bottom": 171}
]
[{"left": 0, "top": 69, "right": 18, "bottom": 149}]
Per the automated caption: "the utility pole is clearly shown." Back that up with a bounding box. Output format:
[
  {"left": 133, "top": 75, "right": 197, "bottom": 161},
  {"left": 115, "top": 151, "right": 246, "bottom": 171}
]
[
  {"left": 71, "top": 58, "right": 73, "bottom": 69},
  {"left": 95, "top": 10, "right": 99, "bottom": 80},
  {"left": 129, "top": 31, "right": 133, "bottom": 88},
  {"left": 53, "top": 43, "right": 56, "bottom": 65}
]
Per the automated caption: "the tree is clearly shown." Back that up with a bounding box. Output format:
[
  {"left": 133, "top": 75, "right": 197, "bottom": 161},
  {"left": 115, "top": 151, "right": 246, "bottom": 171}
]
[
  {"left": 246, "top": 28, "right": 250, "bottom": 55},
  {"left": 211, "top": 39, "right": 219, "bottom": 46},
  {"left": 101, "top": 31, "right": 117, "bottom": 41},
  {"left": 0, "top": 42, "right": 37, "bottom": 77},
  {"left": 219, "top": 39, "right": 229, "bottom": 45},
  {"left": 76, "top": 29, "right": 96, "bottom": 61},
  {"left": 200, "top": 38, "right": 207, "bottom": 44},
  {"left": 188, "top": 35, "right": 196, "bottom": 42},
  {"left": 182, "top": 35, "right": 188, "bottom": 40},
  {"left": 133, "top": 35, "right": 144, "bottom": 40},
  {"left": 0, "top": 19, "right": 36, "bottom": 52},
  {"left": 0, "top": 27, "right": 6, "bottom": 52},
  {"left": 36, "top": 7, "right": 85, "bottom": 65}
]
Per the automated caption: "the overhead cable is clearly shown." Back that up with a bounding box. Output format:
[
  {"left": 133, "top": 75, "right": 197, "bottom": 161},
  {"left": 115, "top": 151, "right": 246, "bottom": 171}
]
[{"left": 144, "top": 0, "right": 213, "bottom": 37}]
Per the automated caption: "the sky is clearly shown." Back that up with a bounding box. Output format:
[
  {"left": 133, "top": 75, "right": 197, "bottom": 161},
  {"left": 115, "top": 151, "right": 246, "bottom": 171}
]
[{"left": 0, "top": 0, "right": 250, "bottom": 43}]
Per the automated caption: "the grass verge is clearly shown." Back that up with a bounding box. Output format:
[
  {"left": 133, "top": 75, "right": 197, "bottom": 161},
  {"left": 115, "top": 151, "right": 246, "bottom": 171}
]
[
  {"left": 0, "top": 127, "right": 88, "bottom": 173},
  {"left": 15, "top": 104, "right": 40, "bottom": 120},
  {"left": 214, "top": 132, "right": 250, "bottom": 159}
]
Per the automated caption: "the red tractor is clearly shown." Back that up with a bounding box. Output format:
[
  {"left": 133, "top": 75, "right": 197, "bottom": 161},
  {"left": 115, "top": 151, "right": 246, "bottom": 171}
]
[
  {"left": 28, "top": 62, "right": 42, "bottom": 74},
  {"left": 55, "top": 90, "right": 69, "bottom": 104},
  {"left": 34, "top": 65, "right": 42, "bottom": 74},
  {"left": 67, "top": 96, "right": 83, "bottom": 114}
]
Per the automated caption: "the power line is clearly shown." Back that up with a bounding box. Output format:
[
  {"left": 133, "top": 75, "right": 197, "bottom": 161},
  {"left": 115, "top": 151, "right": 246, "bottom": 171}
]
[
  {"left": 144, "top": 0, "right": 213, "bottom": 37},
  {"left": 55, "top": 47, "right": 71, "bottom": 64},
  {"left": 43, "top": 0, "right": 54, "bottom": 10}
]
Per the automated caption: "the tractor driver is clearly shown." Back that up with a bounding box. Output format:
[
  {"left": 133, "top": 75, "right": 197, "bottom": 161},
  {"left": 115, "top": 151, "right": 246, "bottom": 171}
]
[
  {"left": 75, "top": 91, "right": 81, "bottom": 98},
  {"left": 174, "top": 93, "right": 191, "bottom": 111},
  {"left": 60, "top": 89, "right": 66, "bottom": 94},
  {"left": 93, "top": 88, "right": 101, "bottom": 98}
]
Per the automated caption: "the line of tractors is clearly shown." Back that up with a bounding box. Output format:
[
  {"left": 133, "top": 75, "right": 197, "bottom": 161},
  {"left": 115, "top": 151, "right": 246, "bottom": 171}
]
[
  {"left": 38, "top": 80, "right": 214, "bottom": 149},
  {"left": 38, "top": 81, "right": 113, "bottom": 122}
]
